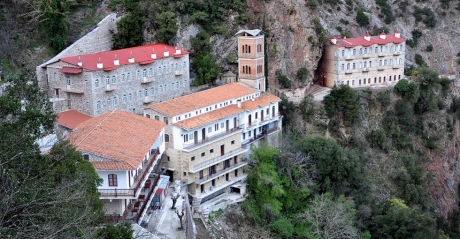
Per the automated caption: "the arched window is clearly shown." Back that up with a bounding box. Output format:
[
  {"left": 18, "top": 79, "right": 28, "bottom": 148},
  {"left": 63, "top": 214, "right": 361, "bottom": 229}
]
[
  {"left": 113, "top": 97, "right": 117, "bottom": 105},
  {"left": 359, "top": 48, "right": 362, "bottom": 55},
  {"left": 375, "top": 47, "right": 378, "bottom": 53},
  {"left": 353, "top": 49, "right": 356, "bottom": 55},
  {"left": 96, "top": 101, "right": 101, "bottom": 110},
  {"left": 137, "top": 70, "right": 141, "bottom": 79},
  {"left": 248, "top": 45, "right": 251, "bottom": 53},
  {"left": 352, "top": 63, "right": 355, "bottom": 69},
  {"left": 107, "top": 98, "right": 111, "bottom": 107},
  {"left": 106, "top": 76, "right": 110, "bottom": 85},
  {"left": 384, "top": 60, "right": 387, "bottom": 66},
  {"left": 149, "top": 68, "right": 153, "bottom": 76},
  {"left": 128, "top": 93, "right": 132, "bottom": 101},
  {"left": 123, "top": 94, "right": 127, "bottom": 103},
  {"left": 95, "top": 79, "right": 99, "bottom": 87},
  {"left": 127, "top": 72, "right": 131, "bottom": 81},
  {"left": 112, "top": 76, "right": 116, "bottom": 84},
  {"left": 341, "top": 50, "right": 344, "bottom": 56},
  {"left": 108, "top": 174, "right": 117, "bottom": 186},
  {"left": 122, "top": 74, "right": 125, "bottom": 82},
  {"left": 144, "top": 89, "right": 148, "bottom": 97},
  {"left": 143, "top": 69, "right": 147, "bottom": 77},
  {"left": 151, "top": 87, "right": 154, "bottom": 95}
]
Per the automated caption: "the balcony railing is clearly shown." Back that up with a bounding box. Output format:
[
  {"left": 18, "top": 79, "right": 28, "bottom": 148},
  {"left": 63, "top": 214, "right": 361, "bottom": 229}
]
[
  {"left": 105, "top": 85, "right": 116, "bottom": 92},
  {"left": 98, "top": 149, "right": 159, "bottom": 198},
  {"left": 242, "top": 133, "right": 265, "bottom": 146},
  {"left": 191, "top": 148, "right": 248, "bottom": 172},
  {"left": 183, "top": 127, "right": 241, "bottom": 150},
  {"left": 393, "top": 51, "right": 401, "bottom": 56},
  {"left": 392, "top": 65, "right": 400, "bottom": 69},
  {"left": 363, "top": 55, "right": 370, "bottom": 59},
  {"left": 362, "top": 68, "right": 369, "bottom": 72},
  {"left": 263, "top": 126, "right": 280, "bottom": 135},
  {"left": 345, "top": 56, "right": 353, "bottom": 61},
  {"left": 175, "top": 70, "right": 185, "bottom": 76},
  {"left": 377, "top": 66, "right": 384, "bottom": 71},
  {"left": 195, "top": 159, "right": 248, "bottom": 184},
  {"left": 378, "top": 53, "right": 385, "bottom": 57},
  {"left": 141, "top": 77, "right": 155, "bottom": 84},
  {"left": 62, "top": 85, "right": 84, "bottom": 94},
  {"left": 143, "top": 96, "right": 155, "bottom": 104},
  {"left": 345, "top": 70, "right": 352, "bottom": 74}
]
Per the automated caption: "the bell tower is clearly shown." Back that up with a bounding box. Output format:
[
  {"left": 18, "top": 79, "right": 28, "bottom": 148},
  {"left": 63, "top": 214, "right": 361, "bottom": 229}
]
[{"left": 236, "top": 29, "right": 265, "bottom": 92}]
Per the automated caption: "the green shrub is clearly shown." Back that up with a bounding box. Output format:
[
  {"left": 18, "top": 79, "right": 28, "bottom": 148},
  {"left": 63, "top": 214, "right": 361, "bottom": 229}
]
[
  {"left": 356, "top": 9, "right": 369, "bottom": 26},
  {"left": 413, "top": 7, "right": 436, "bottom": 28},
  {"left": 426, "top": 44, "right": 433, "bottom": 52},
  {"left": 415, "top": 54, "right": 427, "bottom": 66},
  {"left": 366, "top": 130, "right": 388, "bottom": 151},
  {"left": 235, "top": 13, "right": 251, "bottom": 25},
  {"left": 156, "top": 11, "right": 178, "bottom": 43},
  {"left": 340, "top": 18, "right": 349, "bottom": 25},
  {"left": 323, "top": 85, "right": 360, "bottom": 127},
  {"left": 296, "top": 67, "right": 309, "bottom": 83},
  {"left": 375, "top": 0, "right": 395, "bottom": 23},
  {"left": 112, "top": 12, "right": 143, "bottom": 49},
  {"left": 276, "top": 70, "right": 291, "bottom": 88}
]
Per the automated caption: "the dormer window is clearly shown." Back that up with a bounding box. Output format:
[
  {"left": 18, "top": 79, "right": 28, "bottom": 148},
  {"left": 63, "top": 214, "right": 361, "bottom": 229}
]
[{"left": 83, "top": 154, "right": 89, "bottom": 160}]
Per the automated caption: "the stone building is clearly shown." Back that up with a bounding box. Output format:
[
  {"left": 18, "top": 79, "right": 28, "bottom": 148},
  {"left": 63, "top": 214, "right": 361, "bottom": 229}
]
[
  {"left": 38, "top": 43, "right": 190, "bottom": 116},
  {"left": 317, "top": 31, "right": 405, "bottom": 88},
  {"left": 67, "top": 110, "right": 166, "bottom": 223},
  {"left": 144, "top": 83, "right": 282, "bottom": 211}
]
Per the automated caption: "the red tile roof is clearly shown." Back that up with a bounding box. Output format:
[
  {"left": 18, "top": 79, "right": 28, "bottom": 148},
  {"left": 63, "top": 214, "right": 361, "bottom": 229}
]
[
  {"left": 174, "top": 94, "right": 281, "bottom": 130},
  {"left": 149, "top": 83, "right": 257, "bottom": 117},
  {"left": 59, "top": 66, "right": 83, "bottom": 74},
  {"left": 330, "top": 32, "right": 405, "bottom": 48},
  {"left": 57, "top": 110, "right": 92, "bottom": 129},
  {"left": 67, "top": 110, "right": 165, "bottom": 170},
  {"left": 60, "top": 43, "right": 188, "bottom": 71}
]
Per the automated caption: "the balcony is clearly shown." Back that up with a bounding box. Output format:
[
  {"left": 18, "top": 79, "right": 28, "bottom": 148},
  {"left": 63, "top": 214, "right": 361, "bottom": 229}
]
[
  {"left": 378, "top": 53, "right": 385, "bottom": 57},
  {"left": 105, "top": 85, "right": 116, "bottom": 92},
  {"left": 194, "top": 174, "right": 248, "bottom": 199},
  {"left": 239, "top": 73, "right": 264, "bottom": 79},
  {"left": 143, "top": 96, "right": 154, "bottom": 104},
  {"left": 263, "top": 126, "right": 280, "bottom": 135},
  {"left": 62, "top": 85, "right": 84, "bottom": 94},
  {"left": 98, "top": 149, "right": 159, "bottom": 199},
  {"left": 393, "top": 51, "right": 401, "bottom": 56},
  {"left": 195, "top": 159, "right": 248, "bottom": 185},
  {"left": 392, "top": 65, "right": 400, "bottom": 69},
  {"left": 362, "top": 68, "right": 369, "bottom": 72},
  {"left": 345, "top": 70, "right": 352, "bottom": 74},
  {"left": 190, "top": 148, "right": 248, "bottom": 173},
  {"left": 345, "top": 56, "right": 353, "bottom": 61},
  {"left": 175, "top": 70, "right": 185, "bottom": 76},
  {"left": 377, "top": 66, "right": 384, "bottom": 71},
  {"left": 183, "top": 127, "right": 242, "bottom": 151},
  {"left": 363, "top": 55, "right": 370, "bottom": 59},
  {"left": 141, "top": 77, "right": 155, "bottom": 84}
]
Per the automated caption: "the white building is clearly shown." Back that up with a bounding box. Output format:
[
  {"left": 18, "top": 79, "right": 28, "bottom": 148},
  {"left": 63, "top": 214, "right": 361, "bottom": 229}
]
[
  {"left": 67, "top": 110, "right": 166, "bottom": 223},
  {"left": 318, "top": 31, "right": 405, "bottom": 88},
  {"left": 144, "top": 83, "right": 282, "bottom": 211}
]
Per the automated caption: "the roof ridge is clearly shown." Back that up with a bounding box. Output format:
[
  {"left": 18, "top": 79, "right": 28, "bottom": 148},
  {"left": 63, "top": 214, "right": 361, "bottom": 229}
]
[{"left": 74, "top": 110, "right": 116, "bottom": 148}]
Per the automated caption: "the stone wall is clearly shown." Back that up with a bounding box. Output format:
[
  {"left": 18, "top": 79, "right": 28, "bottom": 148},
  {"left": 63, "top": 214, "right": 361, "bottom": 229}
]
[{"left": 36, "top": 13, "right": 120, "bottom": 90}]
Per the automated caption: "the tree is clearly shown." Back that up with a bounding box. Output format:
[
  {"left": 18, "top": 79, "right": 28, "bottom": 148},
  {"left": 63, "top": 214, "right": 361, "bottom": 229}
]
[
  {"left": 296, "top": 67, "right": 309, "bottom": 83},
  {"left": 394, "top": 79, "right": 419, "bottom": 102},
  {"left": 323, "top": 85, "right": 360, "bottom": 127},
  {"left": 191, "top": 53, "right": 220, "bottom": 86},
  {"left": 96, "top": 223, "right": 134, "bottom": 239},
  {"left": 301, "top": 194, "right": 359, "bottom": 239},
  {"left": 112, "top": 12, "right": 144, "bottom": 49},
  {"left": 175, "top": 209, "right": 185, "bottom": 229},
  {"left": 156, "top": 11, "right": 178, "bottom": 43},
  {"left": 0, "top": 71, "right": 103, "bottom": 238},
  {"left": 356, "top": 9, "right": 369, "bottom": 26},
  {"left": 190, "top": 30, "right": 211, "bottom": 56}
]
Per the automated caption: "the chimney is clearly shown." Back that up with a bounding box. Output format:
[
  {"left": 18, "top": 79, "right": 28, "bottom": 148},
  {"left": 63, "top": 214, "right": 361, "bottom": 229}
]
[
  {"left": 128, "top": 51, "right": 134, "bottom": 63},
  {"left": 97, "top": 58, "right": 103, "bottom": 69},
  {"left": 364, "top": 33, "right": 371, "bottom": 41},
  {"left": 151, "top": 49, "right": 157, "bottom": 59},
  {"left": 175, "top": 46, "right": 182, "bottom": 55},
  {"left": 164, "top": 50, "right": 169, "bottom": 57},
  {"left": 395, "top": 29, "right": 401, "bottom": 38},
  {"left": 379, "top": 31, "right": 386, "bottom": 39},
  {"left": 77, "top": 56, "right": 82, "bottom": 66},
  {"left": 237, "top": 99, "right": 242, "bottom": 108},
  {"left": 114, "top": 55, "right": 119, "bottom": 66},
  {"left": 330, "top": 38, "right": 337, "bottom": 44}
]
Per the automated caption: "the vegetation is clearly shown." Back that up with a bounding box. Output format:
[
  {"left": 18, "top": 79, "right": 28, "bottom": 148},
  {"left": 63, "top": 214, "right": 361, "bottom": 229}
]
[
  {"left": 375, "top": 0, "right": 395, "bottom": 23},
  {"left": 96, "top": 223, "right": 134, "bottom": 239},
  {"left": 413, "top": 7, "right": 437, "bottom": 28},
  {"left": 406, "top": 29, "right": 423, "bottom": 48},
  {"left": 323, "top": 85, "right": 360, "bottom": 127},
  {"left": 296, "top": 67, "right": 309, "bottom": 83},
  {"left": 275, "top": 69, "right": 292, "bottom": 88},
  {"left": 356, "top": 9, "right": 370, "bottom": 26},
  {"left": 191, "top": 54, "right": 220, "bottom": 86},
  {"left": 37, "top": 0, "right": 72, "bottom": 53},
  {"left": 0, "top": 70, "right": 104, "bottom": 238},
  {"left": 155, "top": 11, "right": 179, "bottom": 43},
  {"left": 112, "top": 12, "right": 144, "bottom": 49}
]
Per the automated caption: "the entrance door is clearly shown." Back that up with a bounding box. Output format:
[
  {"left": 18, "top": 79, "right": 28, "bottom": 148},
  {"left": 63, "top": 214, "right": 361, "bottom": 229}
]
[
  {"left": 221, "top": 145, "right": 225, "bottom": 156},
  {"left": 202, "top": 128, "right": 206, "bottom": 140},
  {"left": 226, "top": 120, "right": 229, "bottom": 132},
  {"left": 194, "top": 131, "right": 198, "bottom": 144},
  {"left": 248, "top": 114, "right": 252, "bottom": 125},
  {"left": 233, "top": 117, "right": 237, "bottom": 129}
]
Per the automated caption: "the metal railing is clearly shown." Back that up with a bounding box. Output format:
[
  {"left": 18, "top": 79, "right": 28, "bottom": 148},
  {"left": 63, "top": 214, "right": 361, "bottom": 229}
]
[
  {"left": 191, "top": 148, "right": 247, "bottom": 172},
  {"left": 183, "top": 127, "right": 241, "bottom": 150},
  {"left": 195, "top": 160, "right": 248, "bottom": 184},
  {"left": 98, "top": 149, "right": 159, "bottom": 198}
]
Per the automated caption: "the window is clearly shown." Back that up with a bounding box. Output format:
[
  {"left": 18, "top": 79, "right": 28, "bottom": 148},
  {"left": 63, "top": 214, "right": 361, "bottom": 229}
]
[
  {"left": 150, "top": 87, "right": 154, "bottom": 95},
  {"left": 183, "top": 172, "right": 187, "bottom": 176},
  {"left": 96, "top": 101, "right": 101, "bottom": 110},
  {"left": 359, "top": 48, "right": 362, "bottom": 55},
  {"left": 83, "top": 154, "right": 89, "bottom": 160},
  {"left": 123, "top": 94, "right": 127, "bottom": 103},
  {"left": 352, "top": 63, "right": 355, "bottom": 69},
  {"left": 189, "top": 133, "right": 194, "bottom": 140},
  {"left": 113, "top": 97, "right": 117, "bottom": 105},
  {"left": 127, "top": 72, "right": 131, "bottom": 81},
  {"left": 341, "top": 50, "right": 344, "bottom": 56},
  {"left": 122, "top": 74, "right": 125, "bottom": 82},
  {"left": 128, "top": 93, "right": 132, "bottom": 101},
  {"left": 108, "top": 174, "right": 117, "bottom": 186},
  {"left": 341, "top": 64, "right": 344, "bottom": 71},
  {"left": 66, "top": 77, "right": 70, "bottom": 86},
  {"left": 143, "top": 69, "right": 147, "bottom": 77},
  {"left": 221, "top": 122, "right": 224, "bottom": 128},
  {"left": 375, "top": 47, "right": 378, "bottom": 53},
  {"left": 107, "top": 98, "right": 111, "bottom": 107},
  {"left": 106, "top": 76, "right": 110, "bottom": 85},
  {"left": 159, "top": 85, "right": 163, "bottom": 93},
  {"left": 85, "top": 80, "right": 88, "bottom": 87},
  {"left": 214, "top": 123, "right": 219, "bottom": 131},
  {"left": 183, "top": 134, "right": 188, "bottom": 142},
  {"left": 201, "top": 152, "right": 205, "bottom": 157},
  {"left": 353, "top": 49, "right": 356, "bottom": 55},
  {"left": 149, "top": 68, "right": 153, "bottom": 76},
  {"left": 155, "top": 115, "right": 159, "bottom": 120},
  {"left": 208, "top": 127, "right": 212, "bottom": 133},
  {"left": 95, "top": 79, "right": 99, "bottom": 87},
  {"left": 86, "top": 102, "right": 90, "bottom": 110},
  {"left": 164, "top": 117, "right": 168, "bottom": 124},
  {"left": 210, "top": 149, "right": 214, "bottom": 153},
  {"left": 137, "top": 70, "right": 141, "bottom": 79},
  {"left": 231, "top": 140, "right": 235, "bottom": 145},
  {"left": 165, "top": 134, "right": 170, "bottom": 142},
  {"left": 243, "top": 133, "right": 246, "bottom": 140},
  {"left": 112, "top": 76, "right": 116, "bottom": 84},
  {"left": 209, "top": 165, "right": 216, "bottom": 175},
  {"left": 347, "top": 63, "right": 350, "bottom": 70},
  {"left": 138, "top": 90, "right": 142, "bottom": 98},
  {"left": 191, "top": 156, "right": 195, "bottom": 161},
  {"left": 144, "top": 89, "right": 148, "bottom": 97}
]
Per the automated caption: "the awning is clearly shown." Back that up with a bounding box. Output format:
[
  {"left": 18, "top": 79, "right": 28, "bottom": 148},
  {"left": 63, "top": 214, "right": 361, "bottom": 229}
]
[{"left": 59, "top": 66, "right": 82, "bottom": 74}]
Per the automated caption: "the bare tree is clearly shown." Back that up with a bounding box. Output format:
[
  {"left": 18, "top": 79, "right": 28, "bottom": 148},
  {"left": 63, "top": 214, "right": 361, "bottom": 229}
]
[
  {"left": 175, "top": 209, "right": 185, "bottom": 230},
  {"left": 300, "top": 194, "right": 359, "bottom": 239}
]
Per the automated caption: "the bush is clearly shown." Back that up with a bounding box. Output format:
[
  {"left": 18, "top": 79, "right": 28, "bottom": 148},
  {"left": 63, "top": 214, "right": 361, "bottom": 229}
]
[
  {"left": 356, "top": 9, "right": 370, "bottom": 26},
  {"left": 112, "top": 12, "right": 143, "bottom": 49},
  {"left": 296, "top": 67, "right": 309, "bottom": 83},
  {"left": 415, "top": 54, "right": 427, "bottom": 66},
  {"left": 375, "top": 0, "right": 395, "bottom": 23},
  {"left": 191, "top": 53, "right": 220, "bottom": 86},
  {"left": 156, "top": 11, "right": 179, "bottom": 43},
  {"left": 426, "top": 44, "right": 433, "bottom": 52},
  {"left": 413, "top": 7, "right": 436, "bottom": 28},
  {"left": 323, "top": 85, "right": 360, "bottom": 127},
  {"left": 366, "top": 130, "right": 388, "bottom": 151},
  {"left": 235, "top": 13, "right": 251, "bottom": 25},
  {"left": 276, "top": 70, "right": 292, "bottom": 88}
]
